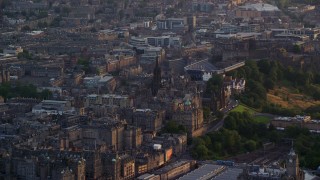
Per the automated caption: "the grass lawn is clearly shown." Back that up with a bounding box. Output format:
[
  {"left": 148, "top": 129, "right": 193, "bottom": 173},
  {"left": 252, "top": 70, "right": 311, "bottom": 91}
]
[
  {"left": 253, "top": 115, "right": 271, "bottom": 124},
  {"left": 231, "top": 104, "right": 256, "bottom": 115}
]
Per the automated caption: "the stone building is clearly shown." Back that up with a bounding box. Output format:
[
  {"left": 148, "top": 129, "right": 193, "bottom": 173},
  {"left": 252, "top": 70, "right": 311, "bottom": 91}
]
[
  {"left": 52, "top": 168, "right": 75, "bottom": 180},
  {"left": 172, "top": 93, "right": 204, "bottom": 137},
  {"left": 271, "top": 115, "right": 320, "bottom": 132},
  {"left": 120, "top": 108, "right": 164, "bottom": 132},
  {"left": 84, "top": 94, "right": 133, "bottom": 108},
  {"left": 0, "top": 65, "right": 10, "bottom": 84},
  {"left": 124, "top": 125, "right": 142, "bottom": 150},
  {"left": 60, "top": 118, "right": 142, "bottom": 152}
]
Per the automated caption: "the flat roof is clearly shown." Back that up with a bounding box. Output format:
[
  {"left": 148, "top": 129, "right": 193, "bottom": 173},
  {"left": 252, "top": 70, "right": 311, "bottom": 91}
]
[
  {"left": 42, "top": 100, "right": 67, "bottom": 103},
  {"left": 212, "top": 168, "right": 242, "bottom": 180},
  {"left": 178, "top": 164, "right": 224, "bottom": 180},
  {"left": 184, "top": 59, "right": 218, "bottom": 72},
  {"left": 137, "top": 173, "right": 158, "bottom": 179},
  {"left": 99, "top": 76, "right": 113, "bottom": 82},
  {"left": 154, "top": 160, "right": 190, "bottom": 174},
  {"left": 239, "top": 3, "right": 280, "bottom": 12}
]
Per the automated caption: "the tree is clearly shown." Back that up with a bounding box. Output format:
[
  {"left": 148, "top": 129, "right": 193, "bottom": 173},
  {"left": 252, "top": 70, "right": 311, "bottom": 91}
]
[
  {"left": 21, "top": 25, "right": 31, "bottom": 31},
  {"left": 215, "top": 111, "right": 224, "bottom": 119},
  {"left": 278, "top": 0, "right": 290, "bottom": 8},
  {"left": 249, "top": 39, "right": 256, "bottom": 50},
  {"left": 257, "top": 59, "right": 271, "bottom": 74},
  {"left": 119, "top": 10, "right": 124, "bottom": 20},
  {"left": 163, "top": 121, "right": 186, "bottom": 134},
  {"left": 193, "top": 144, "right": 209, "bottom": 159},
  {"left": 210, "top": 54, "right": 223, "bottom": 63},
  {"left": 0, "top": 83, "right": 53, "bottom": 100},
  {"left": 269, "top": 68, "right": 278, "bottom": 81},
  {"left": 205, "top": 74, "right": 223, "bottom": 97},
  {"left": 224, "top": 116, "right": 237, "bottom": 130},
  {"left": 38, "top": 22, "right": 48, "bottom": 28},
  {"left": 244, "top": 140, "right": 256, "bottom": 152},
  {"left": 37, "top": 11, "right": 48, "bottom": 18},
  {"left": 90, "top": 27, "right": 97, "bottom": 32},
  {"left": 293, "top": 44, "right": 301, "bottom": 53},
  {"left": 285, "top": 126, "right": 310, "bottom": 139},
  {"left": 50, "top": 16, "right": 62, "bottom": 27},
  {"left": 62, "top": 7, "right": 71, "bottom": 17},
  {"left": 264, "top": 78, "right": 275, "bottom": 90},
  {"left": 17, "top": 50, "right": 32, "bottom": 60},
  {"left": 77, "top": 57, "right": 90, "bottom": 73},
  {"left": 0, "top": 0, "right": 12, "bottom": 9},
  {"left": 40, "top": 89, "right": 52, "bottom": 99},
  {"left": 54, "top": 7, "right": 61, "bottom": 13},
  {"left": 203, "top": 106, "right": 211, "bottom": 119}
]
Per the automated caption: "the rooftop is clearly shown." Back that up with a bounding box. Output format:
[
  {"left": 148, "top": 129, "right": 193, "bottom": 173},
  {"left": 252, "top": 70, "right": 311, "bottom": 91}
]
[
  {"left": 178, "top": 164, "right": 225, "bottom": 180},
  {"left": 154, "top": 160, "right": 190, "bottom": 174},
  {"left": 212, "top": 168, "right": 243, "bottom": 180},
  {"left": 184, "top": 59, "right": 218, "bottom": 72},
  {"left": 239, "top": 3, "right": 280, "bottom": 12}
]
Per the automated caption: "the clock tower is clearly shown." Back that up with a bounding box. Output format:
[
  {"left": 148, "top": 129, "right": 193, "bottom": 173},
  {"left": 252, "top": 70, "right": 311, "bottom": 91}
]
[{"left": 286, "top": 147, "right": 304, "bottom": 180}]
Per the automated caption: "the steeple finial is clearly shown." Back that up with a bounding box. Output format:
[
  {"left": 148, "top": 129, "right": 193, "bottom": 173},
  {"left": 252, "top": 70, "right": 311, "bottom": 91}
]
[
  {"left": 151, "top": 56, "right": 161, "bottom": 97},
  {"left": 289, "top": 140, "right": 296, "bottom": 156}
]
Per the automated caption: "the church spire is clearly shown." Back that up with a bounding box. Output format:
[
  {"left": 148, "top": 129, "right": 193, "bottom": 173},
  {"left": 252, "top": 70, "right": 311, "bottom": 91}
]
[
  {"left": 288, "top": 140, "right": 296, "bottom": 156},
  {"left": 151, "top": 57, "right": 161, "bottom": 97}
]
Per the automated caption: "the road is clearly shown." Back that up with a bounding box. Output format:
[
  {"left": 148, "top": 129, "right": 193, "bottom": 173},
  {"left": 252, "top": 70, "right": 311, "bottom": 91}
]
[
  {"left": 177, "top": 100, "right": 240, "bottom": 161},
  {"left": 254, "top": 113, "right": 276, "bottom": 118},
  {"left": 222, "top": 99, "right": 239, "bottom": 114},
  {"left": 206, "top": 99, "right": 239, "bottom": 133}
]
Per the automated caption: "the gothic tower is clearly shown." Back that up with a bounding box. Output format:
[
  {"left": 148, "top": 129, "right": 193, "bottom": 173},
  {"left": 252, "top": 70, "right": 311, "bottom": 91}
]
[
  {"left": 0, "top": 64, "right": 9, "bottom": 84},
  {"left": 287, "top": 147, "right": 304, "bottom": 180},
  {"left": 151, "top": 57, "right": 161, "bottom": 97}
]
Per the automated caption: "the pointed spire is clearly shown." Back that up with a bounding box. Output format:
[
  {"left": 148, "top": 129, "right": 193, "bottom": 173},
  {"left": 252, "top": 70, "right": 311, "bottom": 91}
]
[
  {"left": 288, "top": 140, "right": 296, "bottom": 156},
  {"left": 151, "top": 56, "right": 161, "bottom": 97},
  {"left": 155, "top": 55, "right": 159, "bottom": 67}
]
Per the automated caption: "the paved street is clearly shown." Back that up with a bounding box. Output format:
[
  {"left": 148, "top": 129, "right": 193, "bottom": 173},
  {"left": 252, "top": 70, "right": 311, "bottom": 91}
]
[{"left": 206, "top": 99, "right": 239, "bottom": 133}]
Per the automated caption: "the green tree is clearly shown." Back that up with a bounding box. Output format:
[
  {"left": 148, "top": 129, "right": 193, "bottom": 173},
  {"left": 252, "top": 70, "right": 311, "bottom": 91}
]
[
  {"left": 163, "top": 121, "right": 186, "bottom": 134},
  {"left": 293, "top": 44, "right": 301, "bottom": 53},
  {"left": 203, "top": 106, "right": 211, "bottom": 119},
  {"left": 90, "top": 27, "right": 97, "bottom": 32},
  {"left": 77, "top": 57, "right": 90, "bottom": 73},
  {"left": 62, "top": 7, "right": 71, "bottom": 17},
  {"left": 285, "top": 126, "right": 310, "bottom": 139},
  {"left": 193, "top": 144, "right": 209, "bottom": 159},
  {"left": 21, "top": 25, "right": 31, "bottom": 31},
  {"left": 205, "top": 74, "right": 223, "bottom": 97},
  {"left": 244, "top": 140, "right": 256, "bottom": 152},
  {"left": 215, "top": 110, "right": 224, "bottom": 119},
  {"left": 40, "top": 89, "right": 52, "bottom": 99},
  {"left": 257, "top": 59, "right": 271, "bottom": 75},
  {"left": 119, "top": 10, "right": 124, "bottom": 20},
  {"left": 264, "top": 78, "right": 275, "bottom": 90},
  {"left": 278, "top": 0, "right": 290, "bottom": 8},
  {"left": 50, "top": 16, "right": 62, "bottom": 27},
  {"left": 0, "top": 0, "right": 12, "bottom": 8},
  {"left": 224, "top": 116, "right": 237, "bottom": 130},
  {"left": 17, "top": 50, "right": 32, "bottom": 60}
]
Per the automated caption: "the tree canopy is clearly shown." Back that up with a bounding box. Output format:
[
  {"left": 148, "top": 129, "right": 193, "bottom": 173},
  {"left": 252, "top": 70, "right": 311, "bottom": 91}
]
[{"left": 0, "top": 83, "right": 52, "bottom": 100}]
